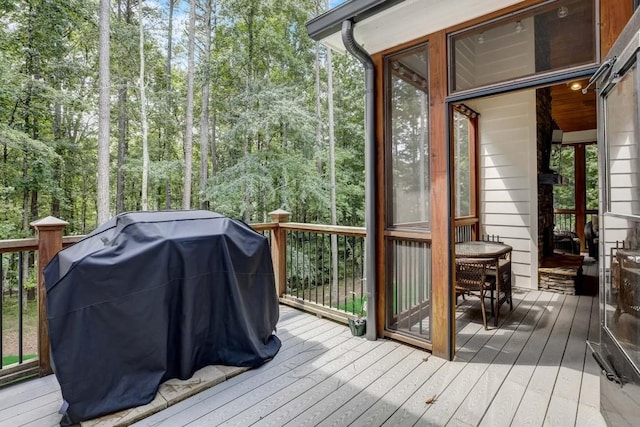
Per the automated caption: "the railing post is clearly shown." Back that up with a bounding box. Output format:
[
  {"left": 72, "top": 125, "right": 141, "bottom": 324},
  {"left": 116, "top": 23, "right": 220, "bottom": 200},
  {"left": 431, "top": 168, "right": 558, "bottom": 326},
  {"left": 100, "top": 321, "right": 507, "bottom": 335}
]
[
  {"left": 30, "top": 216, "right": 68, "bottom": 377},
  {"left": 269, "top": 209, "right": 291, "bottom": 298}
]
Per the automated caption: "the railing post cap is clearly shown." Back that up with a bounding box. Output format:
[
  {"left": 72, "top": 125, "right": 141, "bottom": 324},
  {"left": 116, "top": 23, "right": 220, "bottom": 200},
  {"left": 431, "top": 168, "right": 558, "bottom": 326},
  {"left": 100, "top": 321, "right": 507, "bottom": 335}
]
[
  {"left": 269, "top": 209, "right": 291, "bottom": 223},
  {"left": 30, "top": 216, "right": 69, "bottom": 230}
]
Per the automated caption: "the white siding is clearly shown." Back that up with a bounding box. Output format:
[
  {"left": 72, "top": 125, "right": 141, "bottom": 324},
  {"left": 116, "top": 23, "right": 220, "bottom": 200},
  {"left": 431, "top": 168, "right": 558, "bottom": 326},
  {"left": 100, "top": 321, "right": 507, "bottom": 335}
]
[{"left": 468, "top": 90, "right": 538, "bottom": 289}]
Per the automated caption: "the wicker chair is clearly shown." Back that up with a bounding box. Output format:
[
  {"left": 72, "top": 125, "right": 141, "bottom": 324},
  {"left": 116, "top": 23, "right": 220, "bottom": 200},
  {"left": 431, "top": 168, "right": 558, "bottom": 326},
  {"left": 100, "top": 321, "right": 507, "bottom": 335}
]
[{"left": 455, "top": 258, "right": 495, "bottom": 330}]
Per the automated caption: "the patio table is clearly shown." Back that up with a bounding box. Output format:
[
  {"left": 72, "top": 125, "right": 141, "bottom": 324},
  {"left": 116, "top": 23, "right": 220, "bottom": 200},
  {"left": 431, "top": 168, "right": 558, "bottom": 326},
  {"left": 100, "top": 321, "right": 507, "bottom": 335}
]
[{"left": 455, "top": 241, "right": 513, "bottom": 326}]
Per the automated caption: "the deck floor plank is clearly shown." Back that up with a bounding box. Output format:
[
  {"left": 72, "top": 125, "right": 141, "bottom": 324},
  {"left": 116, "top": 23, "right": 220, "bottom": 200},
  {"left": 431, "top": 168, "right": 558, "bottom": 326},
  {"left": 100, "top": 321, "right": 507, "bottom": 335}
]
[
  {"left": 380, "top": 313, "right": 508, "bottom": 427},
  {"left": 421, "top": 290, "right": 541, "bottom": 426},
  {"left": 250, "top": 340, "right": 407, "bottom": 427},
  {"left": 576, "top": 296, "right": 607, "bottom": 427},
  {"left": 445, "top": 290, "right": 545, "bottom": 427},
  {"left": 0, "top": 373, "right": 59, "bottom": 412},
  {"left": 210, "top": 338, "right": 386, "bottom": 426},
  {"left": 349, "top": 352, "right": 447, "bottom": 427},
  {"left": 510, "top": 294, "right": 580, "bottom": 425},
  {"left": 543, "top": 295, "right": 593, "bottom": 426},
  {"left": 0, "top": 293, "right": 609, "bottom": 427},
  {"left": 280, "top": 343, "right": 414, "bottom": 426},
  {"left": 478, "top": 293, "right": 566, "bottom": 427},
  {"left": 140, "top": 329, "right": 357, "bottom": 426},
  {"left": 314, "top": 348, "right": 428, "bottom": 426}
]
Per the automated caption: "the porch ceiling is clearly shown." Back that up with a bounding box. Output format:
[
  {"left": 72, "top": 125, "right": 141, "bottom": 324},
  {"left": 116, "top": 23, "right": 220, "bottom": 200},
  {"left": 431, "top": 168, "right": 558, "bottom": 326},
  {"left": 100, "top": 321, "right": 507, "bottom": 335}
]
[
  {"left": 311, "top": 0, "right": 526, "bottom": 54},
  {"left": 552, "top": 78, "right": 597, "bottom": 133}
]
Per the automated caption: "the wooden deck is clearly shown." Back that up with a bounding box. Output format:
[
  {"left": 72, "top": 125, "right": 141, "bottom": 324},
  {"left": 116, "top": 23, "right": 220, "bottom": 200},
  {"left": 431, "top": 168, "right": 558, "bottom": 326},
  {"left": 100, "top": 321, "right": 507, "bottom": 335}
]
[{"left": 0, "top": 290, "right": 605, "bottom": 426}]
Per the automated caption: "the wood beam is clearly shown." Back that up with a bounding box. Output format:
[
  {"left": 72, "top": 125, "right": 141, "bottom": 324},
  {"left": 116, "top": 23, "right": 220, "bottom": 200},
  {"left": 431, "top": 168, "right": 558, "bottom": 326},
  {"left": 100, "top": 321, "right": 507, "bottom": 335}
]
[
  {"left": 373, "top": 52, "right": 387, "bottom": 337},
  {"left": 429, "top": 30, "right": 454, "bottom": 360},
  {"left": 600, "top": 0, "right": 635, "bottom": 59}
]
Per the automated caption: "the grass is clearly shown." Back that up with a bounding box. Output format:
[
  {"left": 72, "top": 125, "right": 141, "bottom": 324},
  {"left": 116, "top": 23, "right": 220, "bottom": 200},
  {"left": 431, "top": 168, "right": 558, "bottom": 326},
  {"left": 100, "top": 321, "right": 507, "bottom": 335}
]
[
  {"left": 2, "top": 354, "right": 36, "bottom": 367},
  {"left": 339, "top": 295, "right": 367, "bottom": 317},
  {"left": 2, "top": 296, "right": 38, "bottom": 367},
  {"left": 2, "top": 296, "right": 38, "bottom": 333}
]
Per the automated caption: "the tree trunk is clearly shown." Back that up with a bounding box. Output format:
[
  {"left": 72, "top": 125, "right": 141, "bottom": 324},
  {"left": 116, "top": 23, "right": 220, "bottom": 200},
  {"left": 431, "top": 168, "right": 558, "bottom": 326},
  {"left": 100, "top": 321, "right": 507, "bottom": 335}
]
[
  {"left": 199, "top": 0, "right": 213, "bottom": 210},
  {"left": 327, "top": 46, "right": 339, "bottom": 300},
  {"left": 139, "top": 1, "right": 149, "bottom": 210},
  {"left": 314, "top": 0, "right": 323, "bottom": 174},
  {"left": 116, "top": 84, "right": 128, "bottom": 213},
  {"left": 97, "top": 0, "right": 111, "bottom": 224},
  {"left": 165, "top": 0, "right": 174, "bottom": 209},
  {"left": 183, "top": 0, "right": 196, "bottom": 209}
]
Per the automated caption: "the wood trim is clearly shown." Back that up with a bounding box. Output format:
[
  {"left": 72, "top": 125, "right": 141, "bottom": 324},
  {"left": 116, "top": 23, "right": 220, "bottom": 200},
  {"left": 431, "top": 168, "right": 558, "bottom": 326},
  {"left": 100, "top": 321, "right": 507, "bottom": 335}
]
[
  {"left": 600, "top": 0, "right": 635, "bottom": 59},
  {"left": 374, "top": 51, "right": 387, "bottom": 338},
  {"left": 384, "top": 230, "right": 432, "bottom": 241},
  {"left": 470, "top": 112, "right": 479, "bottom": 223},
  {"left": 0, "top": 359, "right": 39, "bottom": 386},
  {"left": 0, "top": 238, "right": 38, "bottom": 253},
  {"left": 279, "top": 296, "right": 349, "bottom": 325},
  {"left": 32, "top": 222, "right": 66, "bottom": 377},
  {"left": 250, "top": 223, "right": 277, "bottom": 232},
  {"left": 279, "top": 222, "right": 366, "bottom": 237},
  {"left": 383, "top": 330, "right": 433, "bottom": 351},
  {"left": 429, "top": 30, "right": 452, "bottom": 360},
  {"left": 454, "top": 217, "right": 479, "bottom": 226}
]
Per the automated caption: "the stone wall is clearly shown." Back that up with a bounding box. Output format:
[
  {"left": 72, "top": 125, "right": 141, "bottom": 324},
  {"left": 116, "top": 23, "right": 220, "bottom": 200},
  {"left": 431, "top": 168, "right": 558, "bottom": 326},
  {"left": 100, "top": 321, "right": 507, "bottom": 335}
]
[{"left": 537, "top": 87, "right": 554, "bottom": 262}]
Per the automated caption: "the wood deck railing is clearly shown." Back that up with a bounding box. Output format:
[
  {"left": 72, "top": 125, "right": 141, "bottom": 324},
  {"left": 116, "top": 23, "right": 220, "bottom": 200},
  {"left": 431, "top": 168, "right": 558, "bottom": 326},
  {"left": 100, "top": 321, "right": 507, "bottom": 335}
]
[
  {"left": 0, "top": 218, "right": 69, "bottom": 385},
  {"left": 255, "top": 211, "right": 367, "bottom": 324},
  {"left": 0, "top": 212, "right": 368, "bottom": 385}
]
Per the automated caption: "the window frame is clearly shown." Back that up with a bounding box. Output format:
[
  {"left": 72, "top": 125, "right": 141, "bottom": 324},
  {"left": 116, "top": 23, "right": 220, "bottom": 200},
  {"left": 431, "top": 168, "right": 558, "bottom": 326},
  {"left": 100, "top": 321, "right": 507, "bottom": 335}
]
[{"left": 384, "top": 42, "right": 432, "bottom": 232}]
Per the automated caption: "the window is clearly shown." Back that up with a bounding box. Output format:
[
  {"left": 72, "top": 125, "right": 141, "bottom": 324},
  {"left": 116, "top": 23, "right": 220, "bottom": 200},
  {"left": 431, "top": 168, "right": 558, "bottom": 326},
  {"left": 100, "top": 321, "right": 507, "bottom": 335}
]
[
  {"left": 551, "top": 144, "right": 575, "bottom": 210},
  {"left": 450, "top": 0, "right": 596, "bottom": 93},
  {"left": 606, "top": 64, "right": 640, "bottom": 217},
  {"left": 386, "top": 44, "right": 430, "bottom": 230},
  {"left": 453, "top": 107, "right": 477, "bottom": 218},
  {"left": 586, "top": 144, "right": 598, "bottom": 211}
]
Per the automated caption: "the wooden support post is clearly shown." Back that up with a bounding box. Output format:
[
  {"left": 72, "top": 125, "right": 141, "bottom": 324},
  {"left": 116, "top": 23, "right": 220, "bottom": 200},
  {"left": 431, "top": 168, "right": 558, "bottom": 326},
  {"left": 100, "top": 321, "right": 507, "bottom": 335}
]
[
  {"left": 269, "top": 209, "right": 291, "bottom": 297},
  {"left": 30, "top": 216, "right": 68, "bottom": 377}
]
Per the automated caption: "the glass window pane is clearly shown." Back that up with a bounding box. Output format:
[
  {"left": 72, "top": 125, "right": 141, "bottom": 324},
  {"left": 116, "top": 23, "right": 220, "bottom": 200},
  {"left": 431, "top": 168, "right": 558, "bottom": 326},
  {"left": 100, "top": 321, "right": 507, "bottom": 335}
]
[
  {"left": 603, "top": 62, "right": 640, "bottom": 370},
  {"left": 454, "top": 111, "right": 471, "bottom": 217},
  {"left": 451, "top": 0, "right": 596, "bottom": 93},
  {"left": 387, "top": 45, "right": 430, "bottom": 229},
  {"left": 551, "top": 144, "right": 575, "bottom": 210},
  {"left": 603, "top": 215, "right": 640, "bottom": 369},
  {"left": 606, "top": 64, "right": 640, "bottom": 216},
  {"left": 586, "top": 144, "right": 598, "bottom": 210}
]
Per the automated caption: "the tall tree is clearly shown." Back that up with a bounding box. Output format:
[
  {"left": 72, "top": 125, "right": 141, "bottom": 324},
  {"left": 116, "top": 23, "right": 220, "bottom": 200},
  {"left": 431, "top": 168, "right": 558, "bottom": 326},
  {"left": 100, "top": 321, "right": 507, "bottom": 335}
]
[
  {"left": 327, "top": 45, "right": 338, "bottom": 297},
  {"left": 183, "top": 0, "right": 196, "bottom": 209},
  {"left": 97, "top": 0, "right": 111, "bottom": 224},
  {"left": 115, "top": 0, "right": 133, "bottom": 214},
  {"left": 164, "top": 0, "right": 174, "bottom": 209},
  {"left": 139, "top": 0, "right": 149, "bottom": 210},
  {"left": 199, "top": 0, "right": 214, "bottom": 209}
]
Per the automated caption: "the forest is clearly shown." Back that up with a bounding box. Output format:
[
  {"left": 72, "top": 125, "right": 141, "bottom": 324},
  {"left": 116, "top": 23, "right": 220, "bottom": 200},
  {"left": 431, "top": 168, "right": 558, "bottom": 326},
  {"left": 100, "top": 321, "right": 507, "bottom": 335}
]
[{"left": 0, "top": 0, "right": 365, "bottom": 239}]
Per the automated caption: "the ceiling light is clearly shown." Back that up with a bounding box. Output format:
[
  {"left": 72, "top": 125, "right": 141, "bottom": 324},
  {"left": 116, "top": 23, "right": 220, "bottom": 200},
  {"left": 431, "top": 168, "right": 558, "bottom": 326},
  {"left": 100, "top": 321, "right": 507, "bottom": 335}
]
[
  {"left": 478, "top": 33, "right": 485, "bottom": 44},
  {"left": 570, "top": 82, "right": 583, "bottom": 91},
  {"left": 557, "top": 6, "right": 569, "bottom": 18},
  {"left": 515, "top": 21, "right": 523, "bottom": 33}
]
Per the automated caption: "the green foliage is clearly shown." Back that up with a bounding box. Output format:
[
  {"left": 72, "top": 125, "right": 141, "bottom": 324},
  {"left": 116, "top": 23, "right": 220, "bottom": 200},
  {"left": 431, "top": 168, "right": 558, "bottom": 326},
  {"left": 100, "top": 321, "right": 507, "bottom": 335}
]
[
  {"left": 2, "top": 355, "right": 37, "bottom": 367},
  {"left": 0, "top": 0, "right": 367, "bottom": 238},
  {"left": 551, "top": 144, "right": 575, "bottom": 209}
]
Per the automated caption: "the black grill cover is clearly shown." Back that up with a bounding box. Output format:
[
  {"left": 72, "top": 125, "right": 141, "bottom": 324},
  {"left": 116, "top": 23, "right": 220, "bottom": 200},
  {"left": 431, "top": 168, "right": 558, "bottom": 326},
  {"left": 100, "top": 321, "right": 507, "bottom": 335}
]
[{"left": 44, "top": 210, "right": 281, "bottom": 423}]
